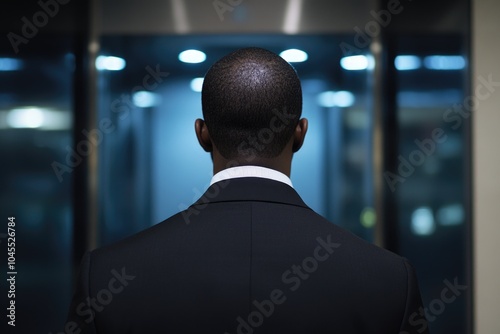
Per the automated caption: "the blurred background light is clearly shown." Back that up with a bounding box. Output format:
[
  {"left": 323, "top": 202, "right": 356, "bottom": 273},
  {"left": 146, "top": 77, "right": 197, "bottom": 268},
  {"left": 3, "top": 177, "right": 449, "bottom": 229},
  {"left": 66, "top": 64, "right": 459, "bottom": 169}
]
[
  {"left": 340, "top": 55, "right": 373, "bottom": 70},
  {"left": 280, "top": 48, "right": 308, "bottom": 63},
  {"left": 7, "top": 107, "right": 44, "bottom": 128},
  {"left": 171, "top": 0, "right": 189, "bottom": 33},
  {"left": 437, "top": 203, "right": 465, "bottom": 226},
  {"left": 282, "top": 0, "right": 302, "bottom": 34},
  {"left": 411, "top": 207, "right": 436, "bottom": 236},
  {"left": 95, "top": 55, "right": 126, "bottom": 71},
  {"left": 0, "top": 57, "right": 23, "bottom": 71},
  {"left": 397, "top": 89, "right": 462, "bottom": 108},
  {"left": 395, "top": 55, "right": 421, "bottom": 70},
  {"left": 132, "top": 91, "right": 161, "bottom": 108},
  {"left": 317, "top": 90, "right": 355, "bottom": 108},
  {"left": 190, "top": 77, "right": 204, "bottom": 92},
  {"left": 2, "top": 107, "right": 71, "bottom": 130},
  {"left": 334, "top": 91, "right": 355, "bottom": 107},
  {"left": 360, "top": 207, "right": 376, "bottom": 229},
  {"left": 424, "top": 55, "right": 466, "bottom": 70},
  {"left": 178, "top": 49, "right": 206, "bottom": 63},
  {"left": 317, "top": 91, "right": 336, "bottom": 107}
]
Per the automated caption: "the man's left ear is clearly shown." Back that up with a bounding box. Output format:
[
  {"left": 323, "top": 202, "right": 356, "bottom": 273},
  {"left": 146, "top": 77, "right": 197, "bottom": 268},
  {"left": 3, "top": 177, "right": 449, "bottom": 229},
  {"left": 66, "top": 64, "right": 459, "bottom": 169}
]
[
  {"left": 292, "top": 118, "right": 308, "bottom": 152},
  {"left": 195, "top": 119, "right": 213, "bottom": 152}
]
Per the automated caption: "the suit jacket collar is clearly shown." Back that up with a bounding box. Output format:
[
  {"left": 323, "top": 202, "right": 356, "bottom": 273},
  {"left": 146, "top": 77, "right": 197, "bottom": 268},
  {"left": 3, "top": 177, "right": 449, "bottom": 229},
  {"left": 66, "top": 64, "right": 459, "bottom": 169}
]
[{"left": 192, "top": 177, "right": 310, "bottom": 210}]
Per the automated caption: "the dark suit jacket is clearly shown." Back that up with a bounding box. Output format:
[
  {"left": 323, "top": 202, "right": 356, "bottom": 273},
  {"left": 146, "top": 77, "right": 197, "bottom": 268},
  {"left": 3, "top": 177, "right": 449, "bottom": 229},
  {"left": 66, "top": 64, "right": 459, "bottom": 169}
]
[{"left": 66, "top": 177, "right": 429, "bottom": 333}]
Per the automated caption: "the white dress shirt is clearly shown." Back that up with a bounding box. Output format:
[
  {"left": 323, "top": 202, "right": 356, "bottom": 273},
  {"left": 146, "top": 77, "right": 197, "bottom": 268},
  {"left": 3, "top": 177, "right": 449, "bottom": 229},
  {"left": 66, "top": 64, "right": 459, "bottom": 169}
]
[{"left": 209, "top": 165, "right": 293, "bottom": 188}]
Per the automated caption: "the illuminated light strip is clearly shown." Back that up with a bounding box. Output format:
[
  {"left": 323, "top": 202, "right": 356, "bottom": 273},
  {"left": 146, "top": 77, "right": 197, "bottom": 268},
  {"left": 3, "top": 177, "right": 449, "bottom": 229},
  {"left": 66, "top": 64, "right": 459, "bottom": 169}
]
[
  {"left": 340, "top": 55, "right": 374, "bottom": 71},
  {"left": 171, "top": 0, "right": 189, "bottom": 33},
  {"left": 280, "top": 49, "right": 308, "bottom": 63},
  {"left": 424, "top": 55, "right": 466, "bottom": 70},
  {"left": 179, "top": 50, "right": 206, "bottom": 64},
  {"left": 395, "top": 55, "right": 421, "bottom": 70},
  {"left": 95, "top": 56, "right": 126, "bottom": 71},
  {"left": 283, "top": 0, "right": 302, "bottom": 34}
]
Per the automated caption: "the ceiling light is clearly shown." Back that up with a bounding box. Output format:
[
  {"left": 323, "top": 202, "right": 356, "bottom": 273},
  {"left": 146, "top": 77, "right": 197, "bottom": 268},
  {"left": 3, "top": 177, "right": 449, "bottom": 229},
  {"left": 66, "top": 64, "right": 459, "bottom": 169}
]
[
  {"left": 7, "top": 107, "right": 45, "bottom": 128},
  {"left": 282, "top": 0, "right": 302, "bottom": 34},
  {"left": 280, "top": 49, "right": 308, "bottom": 63},
  {"left": 178, "top": 50, "right": 206, "bottom": 64},
  {"left": 334, "top": 91, "right": 355, "bottom": 107},
  {"left": 317, "top": 91, "right": 355, "bottom": 108},
  {"left": 190, "top": 78, "right": 204, "bottom": 92},
  {"left": 394, "top": 55, "right": 421, "bottom": 70},
  {"left": 340, "top": 55, "right": 373, "bottom": 70},
  {"left": 4, "top": 107, "right": 71, "bottom": 130},
  {"left": 317, "top": 91, "right": 336, "bottom": 107},
  {"left": 423, "top": 55, "right": 466, "bottom": 70},
  {"left": 95, "top": 56, "right": 126, "bottom": 71},
  {"left": 0, "top": 58, "right": 23, "bottom": 71},
  {"left": 133, "top": 91, "right": 161, "bottom": 108},
  {"left": 411, "top": 207, "right": 436, "bottom": 236}
]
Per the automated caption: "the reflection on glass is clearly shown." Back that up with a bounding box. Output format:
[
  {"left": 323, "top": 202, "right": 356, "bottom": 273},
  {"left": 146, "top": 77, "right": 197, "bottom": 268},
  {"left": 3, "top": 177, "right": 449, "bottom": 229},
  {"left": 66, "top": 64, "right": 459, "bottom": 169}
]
[
  {"left": 96, "top": 35, "right": 374, "bottom": 247},
  {"left": 394, "top": 36, "right": 469, "bottom": 333},
  {"left": 0, "top": 38, "right": 73, "bottom": 332}
]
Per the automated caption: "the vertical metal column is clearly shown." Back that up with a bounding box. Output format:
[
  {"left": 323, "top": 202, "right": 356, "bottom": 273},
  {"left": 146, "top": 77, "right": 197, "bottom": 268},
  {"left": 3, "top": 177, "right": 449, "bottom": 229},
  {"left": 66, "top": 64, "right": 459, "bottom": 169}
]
[
  {"left": 371, "top": 32, "right": 385, "bottom": 248},
  {"left": 382, "top": 35, "right": 400, "bottom": 253},
  {"left": 72, "top": 0, "right": 100, "bottom": 267},
  {"left": 371, "top": 0, "right": 399, "bottom": 251},
  {"left": 463, "top": 1, "right": 474, "bottom": 332},
  {"left": 86, "top": 0, "right": 101, "bottom": 251},
  {"left": 370, "top": 0, "right": 387, "bottom": 248}
]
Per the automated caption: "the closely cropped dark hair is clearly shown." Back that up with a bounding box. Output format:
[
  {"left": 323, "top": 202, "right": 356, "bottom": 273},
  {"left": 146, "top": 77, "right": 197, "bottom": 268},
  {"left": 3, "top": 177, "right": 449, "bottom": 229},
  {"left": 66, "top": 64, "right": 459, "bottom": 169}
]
[{"left": 201, "top": 47, "right": 302, "bottom": 159}]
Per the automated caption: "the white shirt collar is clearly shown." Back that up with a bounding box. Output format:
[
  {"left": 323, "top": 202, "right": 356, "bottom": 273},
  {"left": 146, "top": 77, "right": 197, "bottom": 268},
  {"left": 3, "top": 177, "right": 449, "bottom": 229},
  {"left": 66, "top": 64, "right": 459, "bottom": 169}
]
[{"left": 209, "top": 166, "right": 293, "bottom": 188}]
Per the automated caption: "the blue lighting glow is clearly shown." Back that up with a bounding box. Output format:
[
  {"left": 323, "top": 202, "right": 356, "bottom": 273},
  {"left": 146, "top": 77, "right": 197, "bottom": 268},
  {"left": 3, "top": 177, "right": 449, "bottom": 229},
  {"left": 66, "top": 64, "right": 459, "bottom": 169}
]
[
  {"left": 334, "top": 91, "right": 355, "bottom": 107},
  {"left": 317, "top": 91, "right": 336, "bottom": 107},
  {"left": 317, "top": 91, "right": 355, "bottom": 108},
  {"left": 395, "top": 55, "right": 421, "bottom": 70},
  {"left": 340, "top": 55, "right": 373, "bottom": 71},
  {"left": 133, "top": 91, "right": 161, "bottom": 108},
  {"left": 7, "top": 107, "right": 44, "bottom": 128},
  {"left": 279, "top": 49, "right": 308, "bottom": 63},
  {"left": 411, "top": 207, "right": 436, "bottom": 236},
  {"left": 437, "top": 203, "right": 464, "bottom": 226},
  {"left": 424, "top": 55, "right": 466, "bottom": 70},
  {"left": 190, "top": 78, "right": 204, "bottom": 92},
  {"left": 0, "top": 58, "right": 23, "bottom": 71},
  {"left": 3, "top": 107, "right": 71, "bottom": 130},
  {"left": 178, "top": 50, "right": 206, "bottom": 64},
  {"left": 95, "top": 56, "right": 126, "bottom": 71}
]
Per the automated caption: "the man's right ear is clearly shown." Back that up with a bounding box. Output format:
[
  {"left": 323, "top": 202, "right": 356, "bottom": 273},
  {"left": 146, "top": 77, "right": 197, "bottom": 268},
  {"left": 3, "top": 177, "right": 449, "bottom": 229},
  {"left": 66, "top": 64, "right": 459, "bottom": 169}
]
[
  {"left": 195, "top": 119, "right": 213, "bottom": 152},
  {"left": 292, "top": 118, "right": 308, "bottom": 153}
]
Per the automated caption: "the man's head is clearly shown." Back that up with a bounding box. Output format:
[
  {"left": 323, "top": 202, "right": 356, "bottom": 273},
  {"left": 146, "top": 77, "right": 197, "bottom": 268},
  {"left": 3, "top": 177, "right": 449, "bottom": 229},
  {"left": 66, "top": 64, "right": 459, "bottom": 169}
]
[{"left": 196, "top": 47, "right": 308, "bottom": 175}]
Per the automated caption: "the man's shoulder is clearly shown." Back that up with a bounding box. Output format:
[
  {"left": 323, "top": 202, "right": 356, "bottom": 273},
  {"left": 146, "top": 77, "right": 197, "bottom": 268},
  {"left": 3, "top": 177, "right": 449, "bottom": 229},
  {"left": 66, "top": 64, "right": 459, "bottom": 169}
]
[
  {"left": 90, "top": 200, "right": 406, "bottom": 274},
  {"left": 91, "top": 211, "right": 187, "bottom": 260},
  {"left": 306, "top": 208, "right": 406, "bottom": 264}
]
